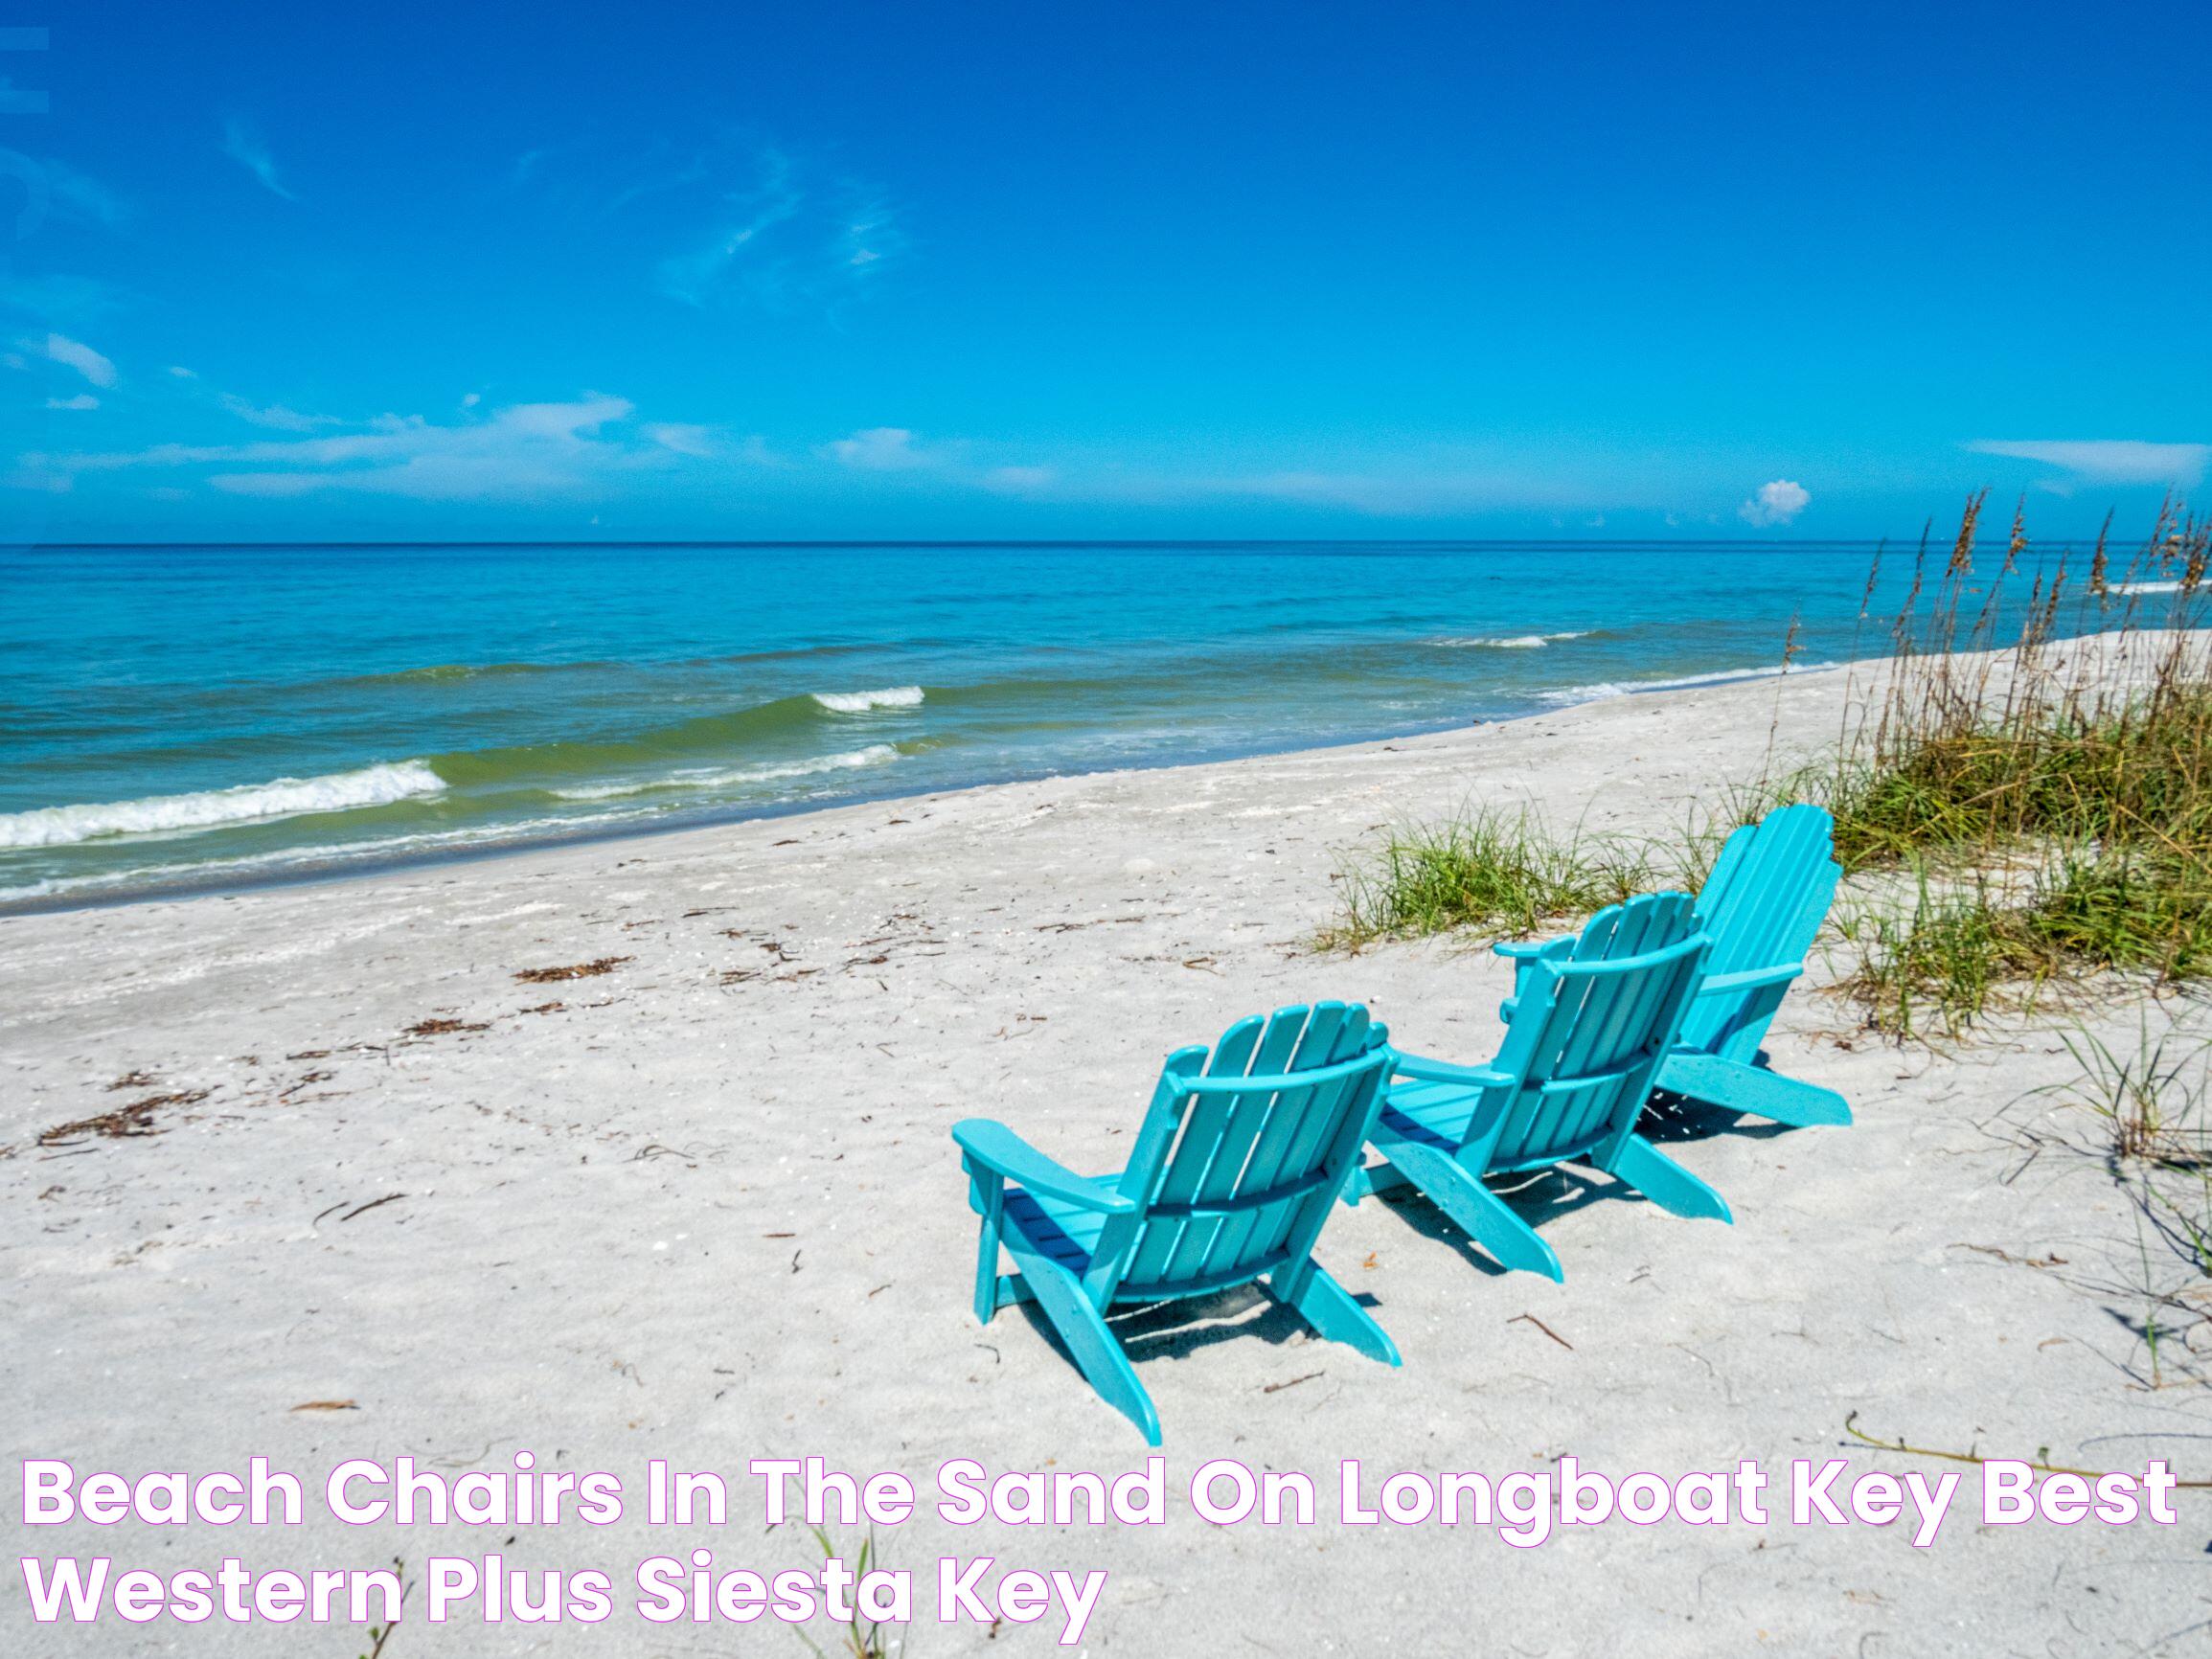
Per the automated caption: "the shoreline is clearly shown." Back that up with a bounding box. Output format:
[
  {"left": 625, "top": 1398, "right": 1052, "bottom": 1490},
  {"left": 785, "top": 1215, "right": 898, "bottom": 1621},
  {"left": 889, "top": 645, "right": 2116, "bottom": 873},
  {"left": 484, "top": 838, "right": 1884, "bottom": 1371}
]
[{"left": 0, "top": 655, "right": 1847, "bottom": 920}]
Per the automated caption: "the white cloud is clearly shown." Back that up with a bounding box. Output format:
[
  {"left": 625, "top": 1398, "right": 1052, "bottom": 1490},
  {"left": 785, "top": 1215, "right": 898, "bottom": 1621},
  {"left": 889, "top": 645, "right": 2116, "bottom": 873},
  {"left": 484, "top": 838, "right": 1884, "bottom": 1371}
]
[
  {"left": 218, "top": 393, "right": 341, "bottom": 432},
  {"left": 39, "top": 332, "right": 115, "bottom": 387},
  {"left": 644, "top": 421, "right": 716, "bottom": 457},
  {"left": 1964, "top": 439, "right": 2207, "bottom": 487},
  {"left": 27, "top": 394, "right": 658, "bottom": 501},
  {"left": 1, "top": 463, "right": 73, "bottom": 493},
  {"left": 1738, "top": 479, "right": 1810, "bottom": 527},
  {"left": 824, "top": 426, "right": 928, "bottom": 470},
  {"left": 221, "top": 116, "right": 295, "bottom": 201},
  {"left": 43, "top": 393, "right": 97, "bottom": 411},
  {"left": 166, "top": 365, "right": 197, "bottom": 379}
]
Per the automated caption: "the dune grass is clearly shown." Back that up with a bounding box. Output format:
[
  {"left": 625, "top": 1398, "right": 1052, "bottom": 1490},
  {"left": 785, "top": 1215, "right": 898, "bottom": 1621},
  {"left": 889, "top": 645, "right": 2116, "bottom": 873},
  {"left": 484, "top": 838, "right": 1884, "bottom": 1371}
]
[
  {"left": 801, "top": 1527, "right": 893, "bottom": 1659},
  {"left": 2034, "top": 1020, "right": 2212, "bottom": 1379},
  {"left": 1320, "top": 494, "right": 2212, "bottom": 1037},
  {"left": 1314, "top": 808, "right": 1659, "bottom": 950},
  {"left": 1809, "top": 496, "right": 2212, "bottom": 1032}
]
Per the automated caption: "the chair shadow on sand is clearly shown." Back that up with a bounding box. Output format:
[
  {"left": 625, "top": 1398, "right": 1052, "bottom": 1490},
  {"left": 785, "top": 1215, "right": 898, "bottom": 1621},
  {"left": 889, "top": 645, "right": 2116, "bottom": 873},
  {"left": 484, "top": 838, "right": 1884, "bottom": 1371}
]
[
  {"left": 1361, "top": 1086, "right": 1800, "bottom": 1277},
  {"left": 1006, "top": 1279, "right": 1390, "bottom": 1372}
]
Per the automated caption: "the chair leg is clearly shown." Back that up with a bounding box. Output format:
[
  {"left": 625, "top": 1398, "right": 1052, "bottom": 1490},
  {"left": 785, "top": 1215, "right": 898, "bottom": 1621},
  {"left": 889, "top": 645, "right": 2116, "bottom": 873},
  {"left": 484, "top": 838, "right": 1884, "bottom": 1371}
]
[
  {"left": 1339, "top": 1157, "right": 1411, "bottom": 1207},
  {"left": 971, "top": 1180, "right": 1006, "bottom": 1325},
  {"left": 1661, "top": 1051, "right": 1852, "bottom": 1127},
  {"left": 1376, "top": 1137, "right": 1564, "bottom": 1282},
  {"left": 1004, "top": 1241, "right": 1163, "bottom": 1445},
  {"left": 1271, "top": 1260, "right": 1401, "bottom": 1366},
  {"left": 1608, "top": 1133, "right": 1733, "bottom": 1223}
]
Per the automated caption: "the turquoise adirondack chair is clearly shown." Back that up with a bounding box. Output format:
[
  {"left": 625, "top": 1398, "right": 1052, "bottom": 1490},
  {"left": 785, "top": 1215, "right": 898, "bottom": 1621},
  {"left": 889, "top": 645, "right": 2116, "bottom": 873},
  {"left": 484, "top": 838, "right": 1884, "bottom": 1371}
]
[
  {"left": 1501, "top": 804, "right": 1850, "bottom": 1128},
  {"left": 953, "top": 1002, "right": 1399, "bottom": 1443},
  {"left": 1347, "top": 892, "right": 1729, "bottom": 1282}
]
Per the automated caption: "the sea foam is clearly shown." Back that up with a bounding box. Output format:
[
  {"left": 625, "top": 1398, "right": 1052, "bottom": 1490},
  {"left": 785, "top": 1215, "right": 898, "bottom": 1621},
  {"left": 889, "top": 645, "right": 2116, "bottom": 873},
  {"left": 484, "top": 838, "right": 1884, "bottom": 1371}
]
[
  {"left": 552, "top": 744, "right": 901, "bottom": 801},
  {"left": 811, "top": 686, "right": 924, "bottom": 713},
  {"left": 1538, "top": 660, "right": 1843, "bottom": 707},
  {"left": 1432, "top": 631, "right": 1592, "bottom": 648},
  {"left": 0, "top": 761, "right": 447, "bottom": 849}
]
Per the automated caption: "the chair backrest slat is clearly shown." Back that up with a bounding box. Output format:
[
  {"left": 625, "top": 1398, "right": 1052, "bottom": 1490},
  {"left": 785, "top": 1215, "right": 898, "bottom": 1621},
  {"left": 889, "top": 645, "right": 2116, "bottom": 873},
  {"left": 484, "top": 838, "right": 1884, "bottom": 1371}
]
[
  {"left": 1677, "top": 805, "right": 1839, "bottom": 1054},
  {"left": 1483, "top": 894, "right": 1709, "bottom": 1170},
  {"left": 1108, "top": 1003, "right": 1389, "bottom": 1302}
]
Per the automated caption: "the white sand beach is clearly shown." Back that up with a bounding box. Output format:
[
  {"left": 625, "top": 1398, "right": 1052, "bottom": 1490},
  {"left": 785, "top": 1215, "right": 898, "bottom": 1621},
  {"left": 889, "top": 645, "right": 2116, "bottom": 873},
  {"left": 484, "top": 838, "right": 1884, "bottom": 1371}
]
[{"left": 5, "top": 649, "right": 2206, "bottom": 1656}]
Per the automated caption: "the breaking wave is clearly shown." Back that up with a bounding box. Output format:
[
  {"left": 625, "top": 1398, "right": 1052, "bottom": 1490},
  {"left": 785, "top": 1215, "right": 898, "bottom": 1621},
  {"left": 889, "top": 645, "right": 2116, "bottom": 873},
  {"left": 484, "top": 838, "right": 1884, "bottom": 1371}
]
[
  {"left": 1430, "top": 631, "right": 1595, "bottom": 648},
  {"left": 0, "top": 761, "right": 446, "bottom": 850},
  {"left": 811, "top": 686, "right": 925, "bottom": 713}
]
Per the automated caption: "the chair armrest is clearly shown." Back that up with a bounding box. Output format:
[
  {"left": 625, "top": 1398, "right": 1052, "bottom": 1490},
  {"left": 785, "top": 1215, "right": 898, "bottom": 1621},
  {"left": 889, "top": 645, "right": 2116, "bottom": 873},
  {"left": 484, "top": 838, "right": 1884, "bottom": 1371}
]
[
  {"left": 1493, "top": 939, "right": 1557, "bottom": 961},
  {"left": 950, "top": 1119, "right": 1138, "bottom": 1213},
  {"left": 1695, "top": 962, "right": 1805, "bottom": 997},
  {"left": 1391, "top": 1053, "right": 1516, "bottom": 1090}
]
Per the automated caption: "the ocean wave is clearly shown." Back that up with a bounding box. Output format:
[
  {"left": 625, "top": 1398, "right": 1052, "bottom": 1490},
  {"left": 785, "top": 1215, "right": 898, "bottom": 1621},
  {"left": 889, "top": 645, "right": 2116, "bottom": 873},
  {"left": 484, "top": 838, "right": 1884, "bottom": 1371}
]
[
  {"left": 1431, "top": 631, "right": 1594, "bottom": 648},
  {"left": 811, "top": 686, "right": 924, "bottom": 713},
  {"left": 430, "top": 694, "right": 885, "bottom": 788},
  {"left": 2110, "top": 580, "right": 2187, "bottom": 595},
  {"left": 1537, "top": 660, "right": 1843, "bottom": 706},
  {"left": 0, "top": 807, "right": 644, "bottom": 905},
  {"left": 551, "top": 743, "right": 901, "bottom": 801},
  {"left": 0, "top": 761, "right": 446, "bottom": 850},
  {"left": 352, "top": 660, "right": 598, "bottom": 687}
]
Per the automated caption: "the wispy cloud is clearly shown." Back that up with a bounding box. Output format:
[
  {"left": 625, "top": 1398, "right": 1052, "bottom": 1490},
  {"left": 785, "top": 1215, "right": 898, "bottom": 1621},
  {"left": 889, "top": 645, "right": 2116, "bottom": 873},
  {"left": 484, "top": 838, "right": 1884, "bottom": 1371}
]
[
  {"left": 644, "top": 421, "right": 717, "bottom": 457},
  {"left": 983, "top": 465, "right": 1057, "bottom": 494},
  {"left": 218, "top": 393, "right": 341, "bottom": 432},
  {"left": 221, "top": 116, "right": 295, "bottom": 201},
  {"left": 215, "top": 398, "right": 639, "bottom": 497},
  {"left": 1738, "top": 479, "right": 1810, "bottom": 527},
  {"left": 18, "top": 393, "right": 773, "bottom": 502},
  {"left": 655, "top": 149, "right": 805, "bottom": 307},
  {"left": 810, "top": 432, "right": 1616, "bottom": 517},
  {"left": 609, "top": 143, "right": 720, "bottom": 216},
  {"left": 1965, "top": 439, "right": 2208, "bottom": 489},
  {"left": 34, "top": 331, "right": 116, "bottom": 387},
  {"left": 1193, "top": 466, "right": 1593, "bottom": 516},
  {"left": 43, "top": 393, "right": 97, "bottom": 411},
  {"left": 0, "top": 274, "right": 129, "bottom": 326},
  {"left": 823, "top": 425, "right": 931, "bottom": 470},
  {"left": 29, "top": 155, "right": 128, "bottom": 231},
  {"left": 834, "top": 187, "right": 903, "bottom": 276},
  {"left": 646, "top": 146, "right": 901, "bottom": 312}
]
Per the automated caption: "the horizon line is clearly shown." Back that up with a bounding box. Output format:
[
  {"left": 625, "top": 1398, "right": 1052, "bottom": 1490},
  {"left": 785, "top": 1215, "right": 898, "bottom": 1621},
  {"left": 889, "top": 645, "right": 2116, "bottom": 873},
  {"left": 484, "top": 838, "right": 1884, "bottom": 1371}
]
[{"left": 8, "top": 534, "right": 2090, "bottom": 553}]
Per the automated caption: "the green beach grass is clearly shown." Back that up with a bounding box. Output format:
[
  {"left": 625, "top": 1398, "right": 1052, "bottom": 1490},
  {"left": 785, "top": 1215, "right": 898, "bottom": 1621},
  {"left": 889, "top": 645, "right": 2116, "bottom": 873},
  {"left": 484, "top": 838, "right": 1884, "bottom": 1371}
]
[{"left": 1321, "top": 495, "right": 2212, "bottom": 1040}]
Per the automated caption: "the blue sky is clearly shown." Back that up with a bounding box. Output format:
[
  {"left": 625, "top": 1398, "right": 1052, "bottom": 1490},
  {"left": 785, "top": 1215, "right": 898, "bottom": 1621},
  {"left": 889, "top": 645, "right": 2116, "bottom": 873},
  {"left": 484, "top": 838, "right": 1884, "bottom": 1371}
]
[{"left": 2, "top": 2, "right": 2205, "bottom": 541}]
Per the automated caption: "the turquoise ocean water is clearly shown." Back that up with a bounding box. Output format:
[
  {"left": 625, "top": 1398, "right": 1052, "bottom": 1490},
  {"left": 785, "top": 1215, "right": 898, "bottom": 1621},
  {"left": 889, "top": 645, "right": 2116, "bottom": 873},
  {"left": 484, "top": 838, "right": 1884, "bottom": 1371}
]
[{"left": 0, "top": 539, "right": 2129, "bottom": 909}]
